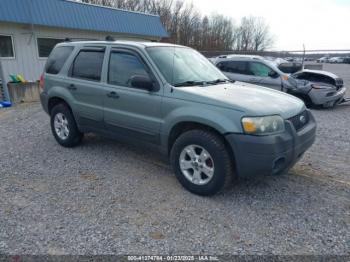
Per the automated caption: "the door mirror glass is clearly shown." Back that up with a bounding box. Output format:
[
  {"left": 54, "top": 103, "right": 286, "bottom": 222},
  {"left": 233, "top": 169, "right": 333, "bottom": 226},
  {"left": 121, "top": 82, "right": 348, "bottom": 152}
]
[
  {"left": 268, "top": 71, "right": 279, "bottom": 78},
  {"left": 130, "top": 75, "right": 155, "bottom": 91}
]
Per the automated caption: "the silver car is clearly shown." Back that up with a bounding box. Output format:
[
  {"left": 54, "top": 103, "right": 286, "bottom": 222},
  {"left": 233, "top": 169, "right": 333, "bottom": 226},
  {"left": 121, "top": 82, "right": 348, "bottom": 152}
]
[
  {"left": 213, "top": 55, "right": 289, "bottom": 91},
  {"left": 213, "top": 55, "right": 347, "bottom": 108}
]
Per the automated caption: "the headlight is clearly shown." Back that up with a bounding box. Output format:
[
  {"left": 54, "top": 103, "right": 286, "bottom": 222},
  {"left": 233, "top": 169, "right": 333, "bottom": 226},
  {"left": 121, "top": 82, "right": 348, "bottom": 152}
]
[
  {"left": 242, "top": 115, "right": 285, "bottom": 135},
  {"left": 311, "top": 84, "right": 331, "bottom": 89}
]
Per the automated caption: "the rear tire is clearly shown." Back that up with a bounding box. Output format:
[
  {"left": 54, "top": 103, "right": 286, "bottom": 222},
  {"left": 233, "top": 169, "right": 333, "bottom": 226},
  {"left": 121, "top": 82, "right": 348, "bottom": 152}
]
[
  {"left": 50, "top": 103, "right": 83, "bottom": 147},
  {"left": 170, "top": 129, "right": 234, "bottom": 196}
]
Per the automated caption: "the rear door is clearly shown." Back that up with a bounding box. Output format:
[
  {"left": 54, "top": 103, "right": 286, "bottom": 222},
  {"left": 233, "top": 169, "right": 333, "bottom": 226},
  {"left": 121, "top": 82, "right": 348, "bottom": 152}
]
[
  {"left": 67, "top": 47, "right": 106, "bottom": 129},
  {"left": 103, "top": 48, "right": 162, "bottom": 144},
  {"left": 248, "top": 61, "right": 282, "bottom": 90}
]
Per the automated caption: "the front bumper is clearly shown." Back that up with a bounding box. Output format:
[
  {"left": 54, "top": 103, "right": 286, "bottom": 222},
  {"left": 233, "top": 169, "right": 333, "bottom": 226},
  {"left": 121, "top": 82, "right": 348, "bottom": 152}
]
[
  {"left": 226, "top": 110, "right": 316, "bottom": 177},
  {"left": 309, "top": 87, "right": 346, "bottom": 106}
]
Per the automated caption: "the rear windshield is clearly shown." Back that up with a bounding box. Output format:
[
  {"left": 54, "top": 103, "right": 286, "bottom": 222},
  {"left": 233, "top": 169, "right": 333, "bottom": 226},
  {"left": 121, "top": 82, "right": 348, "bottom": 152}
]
[{"left": 45, "top": 46, "right": 74, "bottom": 75}]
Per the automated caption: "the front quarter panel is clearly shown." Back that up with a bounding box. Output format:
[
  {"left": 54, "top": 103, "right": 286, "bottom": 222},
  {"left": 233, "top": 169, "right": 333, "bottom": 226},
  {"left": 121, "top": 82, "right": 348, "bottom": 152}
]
[{"left": 160, "top": 96, "right": 244, "bottom": 148}]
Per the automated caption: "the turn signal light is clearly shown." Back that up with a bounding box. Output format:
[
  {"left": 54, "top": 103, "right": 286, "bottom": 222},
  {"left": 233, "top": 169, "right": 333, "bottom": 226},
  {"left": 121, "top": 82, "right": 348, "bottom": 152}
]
[{"left": 242, "top": 119, "right": 257, "bottom": 133}]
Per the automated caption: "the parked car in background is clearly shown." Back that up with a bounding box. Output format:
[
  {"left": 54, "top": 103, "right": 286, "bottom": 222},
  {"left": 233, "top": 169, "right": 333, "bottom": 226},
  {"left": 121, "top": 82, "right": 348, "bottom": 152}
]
[
  {"left": 40, "top": 41, "right": 317, "bottom": 196},
  {"left": 329, "top": 57, "right": 344, "bottom": 63},
  {"left": 304, "top": 57, "right": 315, "bottom": 62},
  {"left": 317, "top": 56, "right": 330, "bottom": 63},
  {"left": 344, "top": 57, "right": 350, "bottom": 64},
  {"left": 213, "top": 55, "right": 347, "bottom": 108},
  {"left": 284, "top": 57, "right": 294, "bottom": 62},
  {"left": 273, "top": 60, "right": 303, "bottom": 74},
  {"left": 214, "top": 55, "right": 290, "bottom": 91}
]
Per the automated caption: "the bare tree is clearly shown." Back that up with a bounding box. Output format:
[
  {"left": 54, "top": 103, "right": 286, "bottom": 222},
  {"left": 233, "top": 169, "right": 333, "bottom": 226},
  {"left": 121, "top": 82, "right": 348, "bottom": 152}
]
[
  {"left": 235, "top": 16, "right": 274, "bottom": 51},
  {"left": 77, "top": 1, "right": 272, "bottom": 51}
]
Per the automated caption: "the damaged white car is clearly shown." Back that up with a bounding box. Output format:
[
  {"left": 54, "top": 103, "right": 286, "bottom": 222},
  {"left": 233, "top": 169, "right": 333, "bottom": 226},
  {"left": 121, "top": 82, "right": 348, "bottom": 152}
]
[{"left": 212, "top": 55, "right": 348, "bottom": 108}]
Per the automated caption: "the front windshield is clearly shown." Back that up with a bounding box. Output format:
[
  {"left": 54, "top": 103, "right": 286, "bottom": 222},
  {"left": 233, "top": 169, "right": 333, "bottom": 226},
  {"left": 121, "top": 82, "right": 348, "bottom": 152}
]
[{"left": 146, "top": 46, "right": 228, "bottom": 86}]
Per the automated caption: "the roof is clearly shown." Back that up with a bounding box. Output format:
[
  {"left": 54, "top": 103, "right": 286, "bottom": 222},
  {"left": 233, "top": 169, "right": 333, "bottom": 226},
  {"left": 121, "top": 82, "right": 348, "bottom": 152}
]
[
  {"left": 220, "top": 55, "right": 264, "bottom": 60},
  {"left": 58, "top": 40, "right": 183, "bottom": 48},
  {"left": 0, "top": 0, "right": 168, "bottom": 38}
]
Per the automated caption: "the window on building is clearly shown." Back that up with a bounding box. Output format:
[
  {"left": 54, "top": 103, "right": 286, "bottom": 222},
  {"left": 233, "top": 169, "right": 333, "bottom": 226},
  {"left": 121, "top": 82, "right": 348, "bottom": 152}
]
[
  {"left": 71, "top": 50, "right": 105, "bottom": 81},
  {"left": 45, "top": 46, "right": 74, "bottom": 75},
  {"left": 37, "top": 38, "right": 64, "bottom": 58},
  {"left": 108, "top": 51, "right": 150, "bottom": 87},
  {"left": 0, "top": 35, "right": 14, "bottom": 58}
]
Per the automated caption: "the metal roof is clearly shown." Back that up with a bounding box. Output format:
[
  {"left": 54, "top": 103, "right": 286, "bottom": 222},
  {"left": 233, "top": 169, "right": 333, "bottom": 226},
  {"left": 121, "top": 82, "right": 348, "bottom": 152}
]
[{"left": 0, "top": 0, "right": 168, "bottom": 38}]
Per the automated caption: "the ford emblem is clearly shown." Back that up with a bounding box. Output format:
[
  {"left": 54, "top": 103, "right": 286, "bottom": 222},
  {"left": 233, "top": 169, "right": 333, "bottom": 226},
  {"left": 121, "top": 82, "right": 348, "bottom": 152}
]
[{"left": 299, "top": 115, "right": 306, "bottom": 124}]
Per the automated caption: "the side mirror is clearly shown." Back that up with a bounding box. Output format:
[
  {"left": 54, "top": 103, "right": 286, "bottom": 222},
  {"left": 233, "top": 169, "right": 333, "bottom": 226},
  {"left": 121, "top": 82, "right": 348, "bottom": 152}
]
[
  {"left": 130, "top": 75, "right": 156, "bottom": 91},
  {"left": 268, "top": 71, "right": 279, "bottom": 78}
]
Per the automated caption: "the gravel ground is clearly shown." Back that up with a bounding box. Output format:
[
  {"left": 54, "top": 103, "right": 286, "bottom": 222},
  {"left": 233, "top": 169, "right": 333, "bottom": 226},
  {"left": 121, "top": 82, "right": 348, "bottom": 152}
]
[{"left": 0, "top": 65, "right": 349, "bottom": 255}]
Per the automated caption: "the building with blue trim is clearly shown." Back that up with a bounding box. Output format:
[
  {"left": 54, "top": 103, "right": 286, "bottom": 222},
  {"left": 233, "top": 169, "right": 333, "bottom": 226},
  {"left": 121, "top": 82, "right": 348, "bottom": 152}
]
[{"left": 0, "top": 0, "right": 167, "bottom": 82}]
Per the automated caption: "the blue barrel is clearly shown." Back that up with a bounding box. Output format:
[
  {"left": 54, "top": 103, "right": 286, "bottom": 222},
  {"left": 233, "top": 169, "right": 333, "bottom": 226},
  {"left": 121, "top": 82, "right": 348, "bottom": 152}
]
[{"left": 0, "top": 101, "right": 12, "bottom": 107}]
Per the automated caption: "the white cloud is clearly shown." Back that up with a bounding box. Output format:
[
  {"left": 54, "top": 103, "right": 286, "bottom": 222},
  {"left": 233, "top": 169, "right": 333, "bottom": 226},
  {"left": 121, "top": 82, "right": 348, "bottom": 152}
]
[{"left": 188, "top": 0, "right": 350, "bottom": 50}]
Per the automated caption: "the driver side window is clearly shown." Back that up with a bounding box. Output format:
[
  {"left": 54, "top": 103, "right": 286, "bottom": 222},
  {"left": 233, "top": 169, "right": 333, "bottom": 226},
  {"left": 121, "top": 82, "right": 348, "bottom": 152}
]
[
  {"left": 249, "top": 62, "right": 273, "bottom": 77},
  {"left": 108, "top": 51, "right": 149, "bottom": 88}
]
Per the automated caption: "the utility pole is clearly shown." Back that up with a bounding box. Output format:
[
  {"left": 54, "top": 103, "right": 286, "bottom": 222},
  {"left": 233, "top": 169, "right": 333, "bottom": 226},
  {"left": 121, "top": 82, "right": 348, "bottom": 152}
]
[{"left": 302, "top": 44, "right": 306, "bottom": 69}]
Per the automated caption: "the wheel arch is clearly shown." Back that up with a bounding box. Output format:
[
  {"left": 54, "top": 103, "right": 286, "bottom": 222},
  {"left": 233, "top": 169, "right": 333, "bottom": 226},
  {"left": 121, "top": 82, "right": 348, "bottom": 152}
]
[
  {"left": 166, "top": 121, "right": 236, "bottom": 171},
  {"left": 48, "top": 97, "right": 71, "bottom": 115}
]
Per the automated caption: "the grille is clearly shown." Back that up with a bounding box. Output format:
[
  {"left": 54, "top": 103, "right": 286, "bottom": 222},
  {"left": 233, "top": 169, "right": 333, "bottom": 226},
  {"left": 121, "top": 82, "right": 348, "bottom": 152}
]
[{"left": 288, "top": 110, "right": 309, "bottom": 131}]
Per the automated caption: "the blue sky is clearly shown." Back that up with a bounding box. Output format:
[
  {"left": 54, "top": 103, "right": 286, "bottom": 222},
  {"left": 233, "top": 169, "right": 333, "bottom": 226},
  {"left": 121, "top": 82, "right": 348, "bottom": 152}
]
[{"left": 189, "top": 0, "right": 350, "bottom": 51}]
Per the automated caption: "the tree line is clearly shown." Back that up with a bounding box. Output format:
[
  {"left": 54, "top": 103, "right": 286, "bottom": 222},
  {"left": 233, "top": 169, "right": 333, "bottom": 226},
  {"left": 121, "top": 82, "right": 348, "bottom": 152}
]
[{"left": 80, "top": 0, "right": 274, "bottom": 51}]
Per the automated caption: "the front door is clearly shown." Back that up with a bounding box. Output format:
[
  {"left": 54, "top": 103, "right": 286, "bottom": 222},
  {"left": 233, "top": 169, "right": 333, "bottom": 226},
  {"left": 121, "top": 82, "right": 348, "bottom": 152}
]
[
  {"left": 103, "top": 49, "right": 162, "bottom": 144},
  {"left": 248, "top": 61, "right": 282, "bottom": 90}
]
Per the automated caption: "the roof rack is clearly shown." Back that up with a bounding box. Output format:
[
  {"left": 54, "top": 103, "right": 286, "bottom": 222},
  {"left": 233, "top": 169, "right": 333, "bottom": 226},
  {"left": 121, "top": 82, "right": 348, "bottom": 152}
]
[{"left": 105, "top": 35, "right": 115, "bottom": 41}]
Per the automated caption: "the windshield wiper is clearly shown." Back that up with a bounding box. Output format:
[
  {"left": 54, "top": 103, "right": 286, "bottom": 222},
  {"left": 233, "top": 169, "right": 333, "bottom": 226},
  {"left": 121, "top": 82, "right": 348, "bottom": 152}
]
[
  {"left": 207, "top": 79, "right": 235, "bottom": 85},
  {"left": 173, "top": 80, "right": 207, "bottom": 87},
  {"left": 173, "top": 79, "right": 234, "bottom": 87}
]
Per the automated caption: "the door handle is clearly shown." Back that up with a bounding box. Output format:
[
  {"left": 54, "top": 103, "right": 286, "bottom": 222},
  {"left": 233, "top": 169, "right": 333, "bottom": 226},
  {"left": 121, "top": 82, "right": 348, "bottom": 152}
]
[
  {"left": 68, "top": 84, "right": 77, "bottom": 91},
  {"left": 107, "top": 91, "right": 119, "bottom": 99}
]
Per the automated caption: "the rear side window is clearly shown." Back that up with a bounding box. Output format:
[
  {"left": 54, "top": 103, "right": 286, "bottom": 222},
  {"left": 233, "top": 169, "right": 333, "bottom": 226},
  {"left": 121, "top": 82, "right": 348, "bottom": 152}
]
[
  {"left": 217, "top": 61, "right": 250, "bottom": 75},
  {"left": 71, "top": 50, "right": 105, "bottom": 81},
  {"left": 45, "top": 46, "right": 74, "bottom": 75}
]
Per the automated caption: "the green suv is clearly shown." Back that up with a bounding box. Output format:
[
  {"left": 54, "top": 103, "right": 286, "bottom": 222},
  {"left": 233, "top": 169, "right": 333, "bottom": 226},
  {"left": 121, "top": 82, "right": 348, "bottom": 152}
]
[{"left": 40, "top": 41, "right": 316, "bottom": 196}]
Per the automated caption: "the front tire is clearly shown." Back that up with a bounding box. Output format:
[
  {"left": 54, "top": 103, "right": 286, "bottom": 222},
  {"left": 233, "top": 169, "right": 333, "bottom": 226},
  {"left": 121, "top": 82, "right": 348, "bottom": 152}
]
[
  {"left": 170, "top": 130, "right": 234, "bottom": 196},
  {"left": 50, "top": 103, "right": 83, "bottom": 147}
]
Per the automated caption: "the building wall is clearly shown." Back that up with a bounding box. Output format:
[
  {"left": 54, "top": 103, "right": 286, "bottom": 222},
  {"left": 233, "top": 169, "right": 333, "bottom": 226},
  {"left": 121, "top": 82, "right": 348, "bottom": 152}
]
[{"left": 0, "top": 22, "right": 159, "bottom": 82}]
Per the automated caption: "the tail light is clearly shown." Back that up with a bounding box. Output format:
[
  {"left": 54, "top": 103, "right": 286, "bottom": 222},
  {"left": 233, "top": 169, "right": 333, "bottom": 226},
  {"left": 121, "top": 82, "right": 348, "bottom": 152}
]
[{"left": 39, "top": 74, "right": 45, "bottom": 91}]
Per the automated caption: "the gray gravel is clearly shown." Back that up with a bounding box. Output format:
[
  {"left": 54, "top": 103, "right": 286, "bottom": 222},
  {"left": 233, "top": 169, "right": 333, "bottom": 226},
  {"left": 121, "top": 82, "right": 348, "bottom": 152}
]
[{"left": 0, "top": 65, "right": 349, "bottom": 255}]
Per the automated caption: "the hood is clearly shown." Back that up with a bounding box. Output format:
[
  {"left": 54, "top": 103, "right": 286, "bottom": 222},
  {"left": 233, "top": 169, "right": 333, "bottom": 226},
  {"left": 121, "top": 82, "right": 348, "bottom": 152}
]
[{"left": 171, "top": 82, "right": 305, "bottom": 119}]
